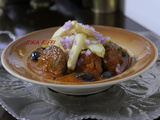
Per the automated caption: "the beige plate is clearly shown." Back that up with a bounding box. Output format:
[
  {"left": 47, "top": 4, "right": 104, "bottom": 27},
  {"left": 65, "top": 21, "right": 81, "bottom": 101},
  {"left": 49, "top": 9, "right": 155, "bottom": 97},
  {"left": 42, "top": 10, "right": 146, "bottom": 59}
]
[{"left": 1, "top": 26, "right": 158, "bottom": 95}]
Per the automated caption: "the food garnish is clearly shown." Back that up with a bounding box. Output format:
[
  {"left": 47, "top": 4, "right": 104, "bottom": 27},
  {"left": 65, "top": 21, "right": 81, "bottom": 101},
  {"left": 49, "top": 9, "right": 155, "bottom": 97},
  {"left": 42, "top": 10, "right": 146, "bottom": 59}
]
[
  {"left": 43, "top": 20, "right": 110, "bottom": 70},
  {"left": 28, "top": 20, "right": 131, "bottom": 83}
]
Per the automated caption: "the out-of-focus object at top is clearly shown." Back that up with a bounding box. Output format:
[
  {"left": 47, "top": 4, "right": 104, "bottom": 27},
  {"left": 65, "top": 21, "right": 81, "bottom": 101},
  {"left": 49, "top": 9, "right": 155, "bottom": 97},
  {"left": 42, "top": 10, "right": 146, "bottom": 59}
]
[
  {"left": 30, "top": 0, "right": 53, "bottom": 9},
  {"left": 92, "top": 0, "right": 119, "bottom": 13},
  {"left": 0, "top": 0, "right": 7, "bottom": 8}
]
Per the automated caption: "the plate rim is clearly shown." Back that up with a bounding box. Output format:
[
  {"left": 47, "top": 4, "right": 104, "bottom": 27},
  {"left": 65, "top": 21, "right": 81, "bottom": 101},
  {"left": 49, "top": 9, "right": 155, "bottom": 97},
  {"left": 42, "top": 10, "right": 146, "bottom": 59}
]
[{"left": 1, "top": 26, "right": 158, "bottom": 88}]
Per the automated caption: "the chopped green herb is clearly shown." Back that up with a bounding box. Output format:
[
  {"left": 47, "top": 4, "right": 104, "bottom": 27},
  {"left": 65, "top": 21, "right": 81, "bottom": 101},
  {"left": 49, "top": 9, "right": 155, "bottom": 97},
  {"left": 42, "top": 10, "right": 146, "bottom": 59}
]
[
  {"left": 117, "top": 47, "right": 121, "bottom": 52},
  {"left": 53, "top": 77, "right": 57, "bottom": 80}
]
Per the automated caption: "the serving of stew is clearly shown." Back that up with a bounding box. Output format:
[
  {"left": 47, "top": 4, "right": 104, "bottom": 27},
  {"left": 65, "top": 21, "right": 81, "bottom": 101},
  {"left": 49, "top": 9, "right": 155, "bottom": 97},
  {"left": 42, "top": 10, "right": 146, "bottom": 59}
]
[{"left": 27, "top": 21, "right": 132, "bottom": 83}]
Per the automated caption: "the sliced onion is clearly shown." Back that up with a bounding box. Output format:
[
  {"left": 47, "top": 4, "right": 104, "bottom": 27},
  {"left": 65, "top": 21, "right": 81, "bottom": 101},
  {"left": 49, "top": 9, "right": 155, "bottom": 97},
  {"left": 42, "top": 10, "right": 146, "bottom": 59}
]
[
  {"left": 91, "top": 41, "right": 98, "bottom": 44},
  {"left": 85, "top": 49, "right": 91, "bottom": 56},
  {"left": 59, "top": 35, "right": 75, "bottom": 49},
  {"left": 85, "top": 39, "right": 90, "bottom": 44},
  {"left": 83, "top": 24, "right": 95, "bottom": 31},
  {"left": 79, "top": 23, "right": 95, "bottom": 31},
  {"left": 63, "top": 20, "right": 72, "bottom": 30},
  {"left": 93, "top": 32, "right": 110, "bottom": 44},
  {"left": 73, "top": 40, "right": 76, "bottom": 45},
  {"left": 68, "top": 50, "right": 72, "bottom": 56},
  {"left": 115, "top": 64, "right": 121, "bottom": 74}
]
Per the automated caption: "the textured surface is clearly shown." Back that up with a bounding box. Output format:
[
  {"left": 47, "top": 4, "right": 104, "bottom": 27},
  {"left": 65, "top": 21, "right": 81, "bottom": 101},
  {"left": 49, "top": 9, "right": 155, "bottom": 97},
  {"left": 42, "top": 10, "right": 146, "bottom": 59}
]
[{"left": 0, "top": 31, "right": 160, "bottom": 120}]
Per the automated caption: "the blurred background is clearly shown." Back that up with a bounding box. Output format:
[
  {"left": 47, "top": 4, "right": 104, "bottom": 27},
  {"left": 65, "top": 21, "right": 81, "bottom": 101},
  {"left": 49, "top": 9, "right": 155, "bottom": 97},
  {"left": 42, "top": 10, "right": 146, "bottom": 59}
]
[
  {"left": 0, "top": 0, "right": 123, "bottom": 38},
  {"left": 0, "top": 0, "right": 159, "bottom": 39}
]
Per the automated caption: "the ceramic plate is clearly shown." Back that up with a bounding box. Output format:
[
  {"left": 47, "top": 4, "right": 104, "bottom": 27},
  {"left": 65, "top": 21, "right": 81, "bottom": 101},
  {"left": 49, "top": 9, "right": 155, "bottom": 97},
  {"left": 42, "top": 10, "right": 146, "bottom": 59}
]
[{"left": 1, "top": 26, "right": 158, "bottom": 95}]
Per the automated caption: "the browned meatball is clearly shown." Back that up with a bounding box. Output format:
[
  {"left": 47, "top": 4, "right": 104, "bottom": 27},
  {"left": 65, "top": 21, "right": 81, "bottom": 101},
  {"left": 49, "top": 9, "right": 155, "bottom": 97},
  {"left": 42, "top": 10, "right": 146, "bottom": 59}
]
[
  {"left": 38, "top": 45, "right": 67, "bottom": 75},
  {"left": 103, "top": 42, "right": 123, "bottom": 74},
  {"left": 75, "top": 49, "right": 103, "bottom": 76}
]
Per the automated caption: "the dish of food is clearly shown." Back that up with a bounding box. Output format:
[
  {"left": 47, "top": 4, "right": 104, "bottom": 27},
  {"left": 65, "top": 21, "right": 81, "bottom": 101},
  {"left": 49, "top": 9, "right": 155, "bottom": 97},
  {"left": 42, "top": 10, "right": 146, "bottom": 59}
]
[
  {"left": 27, "top": 20, "right": 132, "bottom": 83},
  {"left": 1, "top": 20, "right": 158, "bottom": 95}
]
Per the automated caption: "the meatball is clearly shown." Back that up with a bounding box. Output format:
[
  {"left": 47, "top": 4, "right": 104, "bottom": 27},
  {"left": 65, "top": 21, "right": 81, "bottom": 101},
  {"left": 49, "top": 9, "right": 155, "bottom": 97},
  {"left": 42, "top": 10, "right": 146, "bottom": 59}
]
[
  {"left": 103, "top": 42, "right": 123, "bottom": 74},
  {"left": 76, "top": 49, "right": 103, "bottom": 76},
  {"left": 38, "top": 45, "right": 67, "bottom": 75}
]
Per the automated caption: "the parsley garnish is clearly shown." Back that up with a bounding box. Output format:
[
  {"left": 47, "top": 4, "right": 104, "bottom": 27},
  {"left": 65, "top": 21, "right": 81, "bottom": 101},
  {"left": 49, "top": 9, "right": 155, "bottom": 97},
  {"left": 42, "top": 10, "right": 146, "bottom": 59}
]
[
  {"left": 117, "top": 47, "right": 121, "bottom": 52},
  {"left": 53, "top": 77, "right": 57, "bottom": 80}
]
